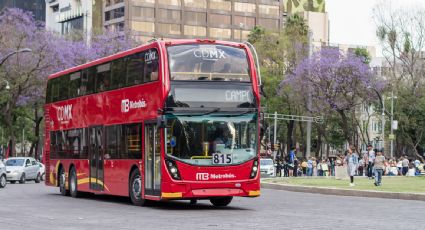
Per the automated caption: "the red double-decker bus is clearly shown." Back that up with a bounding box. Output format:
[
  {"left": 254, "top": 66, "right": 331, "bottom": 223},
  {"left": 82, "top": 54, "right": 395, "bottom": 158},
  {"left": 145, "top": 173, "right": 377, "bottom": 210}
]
[{"left": 44, "top": 39, "right": 262, "bottom": 206}]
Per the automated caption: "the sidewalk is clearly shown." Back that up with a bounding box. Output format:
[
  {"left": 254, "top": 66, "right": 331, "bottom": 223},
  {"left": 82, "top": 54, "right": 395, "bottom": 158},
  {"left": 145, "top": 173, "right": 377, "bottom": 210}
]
[{"left": 261, "top": 177, "right": 425, "bottom": 201}]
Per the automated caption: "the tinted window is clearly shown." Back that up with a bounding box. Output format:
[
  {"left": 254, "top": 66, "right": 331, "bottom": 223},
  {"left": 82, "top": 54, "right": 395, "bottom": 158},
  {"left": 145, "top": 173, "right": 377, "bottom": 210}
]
[
  {"left": 69, "top": 71, "right": 82, "bottom": 98},
  {"left": 111, "top": 58, "right": 127, "bottom": 89},
  {"left": 85, "top": 67, "right": 96, "bottom": 94},
  {"left": 106, "top": 125, "right": 121, "bottom": 159},
  {"left": 46, "top": 80, "right": 52, "bottom": 103},
  {"left": 124, "top": 123, "right": 142, "bottom": 159},
  {"left": 51, "top": 78, "right": 61, "bottom": 102},
  {"left": 144, "top": 49, "right": 159, "bottom": 82},
  {"left": 168, "top": 44, "right": 250, "bottom": 81},
  {"left": 58, "top": 75, "right": 69, "bottom": 101},
  {"left": 127, "top": 53, "right": 144, "bottom": 86},
  {"left": 96, "top": 63, "right": 111, "bottom": 92},
  {"left": 67, "top": 129, "right": 81, "bottom": 159}
]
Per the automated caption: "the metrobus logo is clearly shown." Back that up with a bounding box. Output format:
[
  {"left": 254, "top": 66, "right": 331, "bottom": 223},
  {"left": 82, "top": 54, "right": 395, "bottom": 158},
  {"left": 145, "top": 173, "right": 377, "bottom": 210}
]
[
  {"left": 56, "top": 104, "right": 72, "bottom": 123},
  {"left": 195, "top": 173, "right": 236, "bottom": 181},
  {"left": 121, "top": 99, "right": 147, "bottom": 113}
]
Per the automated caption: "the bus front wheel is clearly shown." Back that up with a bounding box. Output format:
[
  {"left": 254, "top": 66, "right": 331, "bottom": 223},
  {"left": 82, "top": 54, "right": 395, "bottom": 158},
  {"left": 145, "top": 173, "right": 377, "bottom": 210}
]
[
  {"left": 129, "top": 169, "right": 148, "bottom": 206},
  {"left": 210, "top": 197, "right": 233, "bottom": 207}
]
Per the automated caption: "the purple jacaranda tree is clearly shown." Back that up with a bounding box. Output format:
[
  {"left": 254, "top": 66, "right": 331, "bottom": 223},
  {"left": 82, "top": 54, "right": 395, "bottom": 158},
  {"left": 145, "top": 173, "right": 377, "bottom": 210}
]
[
  {"left": 282, "top": 47, "right": 385, "bottom": 144},
  {"left": 0, "top": 8, "right": 140, "bottom": 157}
]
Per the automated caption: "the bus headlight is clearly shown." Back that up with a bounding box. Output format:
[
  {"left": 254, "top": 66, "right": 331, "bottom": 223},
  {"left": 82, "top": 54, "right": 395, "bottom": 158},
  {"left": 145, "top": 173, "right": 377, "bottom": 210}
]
[
  {"left": 165, "top": 159, "right": 181, "bottom": 180},
  {"left": 250, "top": 159, "right": 259, "bottom": 179}
]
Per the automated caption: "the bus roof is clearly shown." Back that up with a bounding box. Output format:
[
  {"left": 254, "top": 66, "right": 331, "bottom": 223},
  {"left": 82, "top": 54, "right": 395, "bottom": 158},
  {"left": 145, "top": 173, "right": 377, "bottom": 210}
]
[{"left": 47, "top": 39, "right": 247, "bottom": 80}]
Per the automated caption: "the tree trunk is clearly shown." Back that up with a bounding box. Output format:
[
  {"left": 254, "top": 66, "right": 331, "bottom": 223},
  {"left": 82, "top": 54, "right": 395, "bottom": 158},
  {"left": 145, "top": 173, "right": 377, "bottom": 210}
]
[{"left": 337, "top": 109, "right": 351, "bottom": 144}]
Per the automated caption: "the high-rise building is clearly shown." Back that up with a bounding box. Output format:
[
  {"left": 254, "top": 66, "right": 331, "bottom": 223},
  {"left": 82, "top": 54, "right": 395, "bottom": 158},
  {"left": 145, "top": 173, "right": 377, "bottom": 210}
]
[
  {"left": 103, "top": 0, "right": 326, "bottom": 42},
  {"left": 45, "top": 0, "right": 103, "bottom": 36},
  {"left": 0, "top": 0, "right": 46, "bottom": 22}
]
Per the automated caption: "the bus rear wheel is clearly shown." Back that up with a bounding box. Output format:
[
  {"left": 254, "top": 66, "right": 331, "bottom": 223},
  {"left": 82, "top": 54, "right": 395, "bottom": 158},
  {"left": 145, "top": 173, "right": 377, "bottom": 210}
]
[
  {"left": 210, "top": 197, "right": 233, "bottom": 207},
  {"left": 129, "top": 169, "right": 148, "bottom": 206},
  {"left": 69, "top": 167, "right": 80, "bottom": 198},
  {"left": 59, "top": 168, "right": 69, "bottom": 196}
]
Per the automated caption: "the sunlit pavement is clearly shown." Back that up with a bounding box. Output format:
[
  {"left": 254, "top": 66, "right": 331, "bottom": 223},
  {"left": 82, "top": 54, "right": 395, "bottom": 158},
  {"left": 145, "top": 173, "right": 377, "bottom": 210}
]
[{"left": 0, "top": 182, "right": 424, "bottom": 230}]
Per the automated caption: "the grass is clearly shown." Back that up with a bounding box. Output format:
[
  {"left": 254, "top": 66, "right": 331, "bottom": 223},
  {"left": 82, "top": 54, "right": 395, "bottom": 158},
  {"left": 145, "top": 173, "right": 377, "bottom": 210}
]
[{"left": 263, "top": 176, "right": 425, "bottom": 194}]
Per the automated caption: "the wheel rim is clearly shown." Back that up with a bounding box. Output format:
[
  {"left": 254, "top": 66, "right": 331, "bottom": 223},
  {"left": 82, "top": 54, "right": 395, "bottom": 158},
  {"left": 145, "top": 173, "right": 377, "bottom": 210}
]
[
  {"left": 70, "top": 173, "right": 76, "bottom": 192},
  {"left": 60, "top": 172, "right": 65, "bottom": 189},
  {"left": 0, "top": 176, "right": 5, "bottom": 187},
  {"left": 132, "top": 176, "right": 141, "bottom": 199}
]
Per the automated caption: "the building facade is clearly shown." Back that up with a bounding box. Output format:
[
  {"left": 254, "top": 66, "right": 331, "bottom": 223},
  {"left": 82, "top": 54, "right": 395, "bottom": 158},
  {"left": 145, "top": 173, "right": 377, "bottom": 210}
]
[
  {"left": 104, "top": 0, "right": 327, "bottom": 42},
  {"left": 0, "top": 0, "right": 45, "bottom": 22},
  {"left": 45, "top": 0, "right": 103, "bottom": 37}
]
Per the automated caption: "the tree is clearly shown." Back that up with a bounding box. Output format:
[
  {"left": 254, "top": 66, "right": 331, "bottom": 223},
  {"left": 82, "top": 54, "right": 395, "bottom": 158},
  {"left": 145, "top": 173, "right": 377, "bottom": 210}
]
[
  {"left": 374, "top": 2, "right": 425, "bottom": 161},
  {"left": 283, "top": 47, "right": 383, "bottom": 145},
  {"left": 0, "top": 8, "right": 140, "bottom": 158}
]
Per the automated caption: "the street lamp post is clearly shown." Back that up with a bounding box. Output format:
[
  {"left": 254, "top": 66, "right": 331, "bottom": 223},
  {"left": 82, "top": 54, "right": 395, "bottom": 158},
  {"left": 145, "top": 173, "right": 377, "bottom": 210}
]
[
  {"left": 0, "top": 48, "right": 32, "bottom": 66},
  {"left": 389, "top": 91, "right": 397, "bottom": 159}
]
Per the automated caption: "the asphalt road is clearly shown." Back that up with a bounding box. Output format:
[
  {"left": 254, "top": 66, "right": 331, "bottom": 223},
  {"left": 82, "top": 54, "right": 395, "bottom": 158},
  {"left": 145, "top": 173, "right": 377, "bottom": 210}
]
[{"left": 0, "top": 182, "right": 424, "bottom": 230}]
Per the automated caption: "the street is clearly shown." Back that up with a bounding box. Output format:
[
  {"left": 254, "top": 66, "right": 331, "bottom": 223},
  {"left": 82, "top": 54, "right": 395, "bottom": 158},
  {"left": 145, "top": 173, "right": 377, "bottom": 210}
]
[{"left": 1, "top": 182, "right": 424, "bottom": 230}]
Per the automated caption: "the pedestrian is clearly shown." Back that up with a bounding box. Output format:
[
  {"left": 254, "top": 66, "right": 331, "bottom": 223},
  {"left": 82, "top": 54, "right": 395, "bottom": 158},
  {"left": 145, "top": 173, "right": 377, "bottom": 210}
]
[
  {"left": 307, "top": 157, "right": 313, "bottom": 176},
  {"left": 358, "top": 155, "right": 364, "bottom": 176},
  {"left": 374, "top": 150, "right": 385, "bottom": 186},
  {"left": 402, "top": 156, "right": 409, "bottom": 176},
  {"left": 322, "top": 159, "right": 329, "bottom": 176},
  {"left": 397, "top": 158, "right": 403, "bottom": 175},
  {"left": 366, "top": 144, "right": 375, "bottom": 179},
  {"left": 293, "top": 157, "right": 299, "bottom": 177},
  {"left": 301, "top": 159, "right": 307, "bottom": 176},
  {"left": 345, "top": 146, "right": 359, "bottom": 186}
]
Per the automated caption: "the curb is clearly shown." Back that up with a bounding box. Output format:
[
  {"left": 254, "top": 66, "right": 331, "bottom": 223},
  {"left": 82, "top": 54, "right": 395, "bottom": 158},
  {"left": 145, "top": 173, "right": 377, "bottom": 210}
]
[{"left": 261, "top": 182, "right": 425, "bottom": 201}]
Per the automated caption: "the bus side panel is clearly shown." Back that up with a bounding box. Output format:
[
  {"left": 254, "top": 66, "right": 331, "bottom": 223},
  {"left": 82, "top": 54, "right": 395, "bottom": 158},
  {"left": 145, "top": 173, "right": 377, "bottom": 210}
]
[{"left": 103, "top": 160, "right": 140, "bottom": 196}]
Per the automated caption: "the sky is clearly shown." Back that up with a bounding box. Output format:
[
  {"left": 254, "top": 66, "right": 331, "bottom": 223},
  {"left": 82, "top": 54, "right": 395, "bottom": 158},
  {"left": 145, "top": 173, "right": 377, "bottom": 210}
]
[{"left": 326, "top": 0, "right": 424, "bottom": 57}]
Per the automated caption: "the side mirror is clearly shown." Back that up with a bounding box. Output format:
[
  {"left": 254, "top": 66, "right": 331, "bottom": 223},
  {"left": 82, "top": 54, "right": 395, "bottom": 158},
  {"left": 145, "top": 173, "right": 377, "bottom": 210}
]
[{"left": 156, "top": 115, "right": 166, "bottom": 129}]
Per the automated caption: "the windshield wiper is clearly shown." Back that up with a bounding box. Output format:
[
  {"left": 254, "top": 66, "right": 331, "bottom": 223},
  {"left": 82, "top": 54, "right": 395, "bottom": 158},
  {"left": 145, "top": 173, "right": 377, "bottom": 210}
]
[
  {"left": 176, "top": 108, "right": 221, "bottom": 116},
  {"left": 222, "top": 110, "right": 253, "bottom": 117}
]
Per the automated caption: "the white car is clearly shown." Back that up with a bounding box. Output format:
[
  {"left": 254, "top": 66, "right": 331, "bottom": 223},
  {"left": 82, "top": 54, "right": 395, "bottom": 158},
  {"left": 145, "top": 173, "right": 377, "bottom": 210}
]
[
  {"left": 260, "top": 158, "right": 275, "bottom": 176},
  {"left": 5, "top": 157, "right": 42, "bottom": 184},
  {"left": 0, "top": 161, "right": 6, "bottom": 188}
]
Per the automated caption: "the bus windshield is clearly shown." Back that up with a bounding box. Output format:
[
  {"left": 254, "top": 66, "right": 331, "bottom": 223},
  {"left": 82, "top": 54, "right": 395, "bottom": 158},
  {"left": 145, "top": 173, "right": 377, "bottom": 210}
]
[
  {"left": 165, "top": 113, "right": 257, "bottom": 166},
  {"left": 167, "top": 44, "right": 250, "bottom": 82}
]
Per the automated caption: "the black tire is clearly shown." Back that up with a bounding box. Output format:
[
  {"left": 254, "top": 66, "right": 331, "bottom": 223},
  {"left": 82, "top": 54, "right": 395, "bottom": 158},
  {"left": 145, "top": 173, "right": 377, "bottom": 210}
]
[
  {"left": 210, "top": 197, "right": 233, "bottom": 207},
  {"left": 35, "top": 173, "right": 41, "bottom": 183},
  {"left": 69, "top": 167, "right": 79, "bottom": 198},
  {"left": 129, "top": 169, "right": 147, "bottom": 206},
  {"left": 0, "top": 174, "right": 6, "bottom": 188},
  {"left": 41, "top": 173, "right": 45, "bottom": 181},
  {"left": 10, "top": 181, "right": 16, "bottom": 184},
  {"left": 59, "top": 168, "right": 69, "bottom": 196},
  {"left": 19, "top": 173, "right": 26, "bottom": 184}
]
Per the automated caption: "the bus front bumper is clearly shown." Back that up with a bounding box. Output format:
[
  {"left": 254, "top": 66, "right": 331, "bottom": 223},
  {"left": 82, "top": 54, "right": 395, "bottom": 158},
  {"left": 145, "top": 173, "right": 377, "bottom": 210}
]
[{"left": 160, "top": 180, "right": 260, "bottom": 199}]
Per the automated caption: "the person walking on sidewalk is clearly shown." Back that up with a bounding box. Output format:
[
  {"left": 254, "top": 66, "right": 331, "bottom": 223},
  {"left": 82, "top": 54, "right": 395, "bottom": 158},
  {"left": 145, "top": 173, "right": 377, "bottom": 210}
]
[
  {"left": 345, "top": 146, "right": 359, "bottom": 186},
  {"left": 374, "top": 150, "right": 385, "bottom": 186},
  {"left": 366, "top": 145, "right": 375, "bottom": 179}
]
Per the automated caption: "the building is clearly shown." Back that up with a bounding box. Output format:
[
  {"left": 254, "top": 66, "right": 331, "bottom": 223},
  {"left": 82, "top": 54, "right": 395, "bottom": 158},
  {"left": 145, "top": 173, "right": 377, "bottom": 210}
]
[
  {"left": 0, "top": 0, "right": 45, "bottom": 22},
  {"left": 103, "top": 0, "right": 327, "bottom": 42},
  {"left": 45, "top": 0, "right": 103, "bottom": 37}
]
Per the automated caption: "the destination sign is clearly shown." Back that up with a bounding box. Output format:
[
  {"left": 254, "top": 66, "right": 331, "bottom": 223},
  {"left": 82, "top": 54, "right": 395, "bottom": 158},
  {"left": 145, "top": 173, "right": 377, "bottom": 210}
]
[{"left": 174, "top": 88, "right": 253, "bottom": 103}]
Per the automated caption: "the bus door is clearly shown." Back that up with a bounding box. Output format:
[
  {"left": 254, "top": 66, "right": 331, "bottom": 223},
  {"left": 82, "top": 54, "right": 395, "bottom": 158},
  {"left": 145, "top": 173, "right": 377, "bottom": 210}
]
[
  {"left": 144, "top": 123, "right": 161, "bottom": 196},
  {"left": 89, "top": 126, "right": 104, "bottom": 191}
]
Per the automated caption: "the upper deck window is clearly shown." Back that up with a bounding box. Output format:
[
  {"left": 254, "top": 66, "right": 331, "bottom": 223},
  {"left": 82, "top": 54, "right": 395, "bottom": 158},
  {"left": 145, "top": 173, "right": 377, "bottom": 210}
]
[{"left": 167, "top": 44, "right": 250, "bottom": 82}]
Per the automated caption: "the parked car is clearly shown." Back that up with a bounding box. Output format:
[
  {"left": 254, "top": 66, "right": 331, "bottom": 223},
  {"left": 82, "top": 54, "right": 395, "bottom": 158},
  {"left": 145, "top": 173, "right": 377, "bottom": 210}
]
[
  {"left": 0, "top": 160, "right": 6, "bottom": 188},
  {"left": 38, "top": 162, "right": 45, "bottom": 181},
  {"left": 5, "top": 157, "right": 42, "bottom": 184},
  {"left": 260, "top": 158, "right": 275, "bottom": 177}
]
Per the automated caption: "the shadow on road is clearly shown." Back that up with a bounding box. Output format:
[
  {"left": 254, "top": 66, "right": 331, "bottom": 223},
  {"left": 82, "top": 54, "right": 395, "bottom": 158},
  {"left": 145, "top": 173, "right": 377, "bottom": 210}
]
[{"left": 47, "top": 192, "right": 251, "bottom": 211}]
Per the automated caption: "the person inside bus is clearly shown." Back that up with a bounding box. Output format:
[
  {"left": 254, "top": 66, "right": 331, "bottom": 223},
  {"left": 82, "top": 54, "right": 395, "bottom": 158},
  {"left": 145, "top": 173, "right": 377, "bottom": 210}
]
[{"left": 211, "top": 128, "right": 232, "bottom": 152}]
